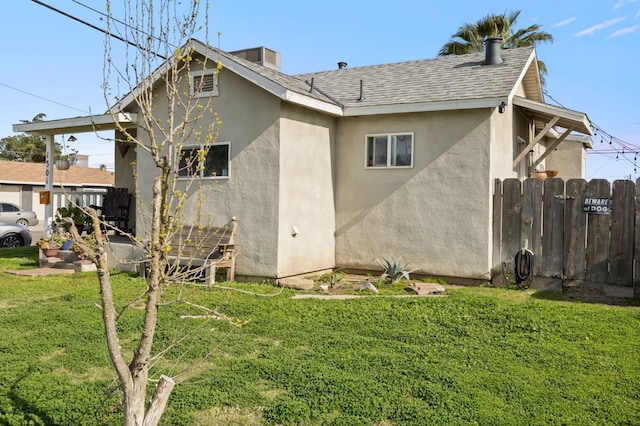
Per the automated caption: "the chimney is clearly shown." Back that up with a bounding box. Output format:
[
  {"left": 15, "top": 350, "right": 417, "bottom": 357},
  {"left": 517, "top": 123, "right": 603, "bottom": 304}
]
[
  {"left": 337, "top": 61, "right": 347, "bottom": 70},
  {"left": 484, "top": 37, "right": 503, "bottom": 65}
]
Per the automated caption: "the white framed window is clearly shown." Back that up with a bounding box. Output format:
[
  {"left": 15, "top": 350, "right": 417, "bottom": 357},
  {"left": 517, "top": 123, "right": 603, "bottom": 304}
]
[
  {"left": 177, "top": 142, "right": 230, "bottom": 179},
  {"left": 189, "top": 70, "right": 219, "bottom": 97},
  {"left": 365, "top": 132, "right": 414, "bottom": 168}
]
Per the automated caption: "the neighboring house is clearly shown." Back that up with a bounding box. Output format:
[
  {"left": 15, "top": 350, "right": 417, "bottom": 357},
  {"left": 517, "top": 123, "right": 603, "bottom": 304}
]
[
  {"left": 0, "top": 160, "right": 114, "bottom": 230},
  {"left": 543, "top": 133, "right": 592, "bottom": 180},
  {"left": 14, "top": 38, "right": 592, "bottom": 281}
]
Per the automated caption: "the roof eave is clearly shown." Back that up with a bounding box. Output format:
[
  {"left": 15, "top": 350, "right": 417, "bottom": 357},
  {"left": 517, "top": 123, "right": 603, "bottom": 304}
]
[
  {"left": 507, "top": 49, "right": 543, "bottom": 104},
  {"left": 513, "top": 96, "right": 592, "bottom": 135},
  {"left": 284, "top": 91, "right": 343, "bottom": 116},
  {"left": 12, "top": 113, "right": 138, "bottom": 135},
  {"left": 343, "top": 98, "right": 508, "bottom": 116},
  {"left": 219, "top": 49, "right": 343, "bottom": 115},
  {"left": 115, "top": 39, "right": 344, "bottom": 116}
]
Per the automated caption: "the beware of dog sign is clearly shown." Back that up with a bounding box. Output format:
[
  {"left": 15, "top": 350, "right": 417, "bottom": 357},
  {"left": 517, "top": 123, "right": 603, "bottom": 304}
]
[{"left": 583, "top": 197, "right": 609, "bottom": 214}]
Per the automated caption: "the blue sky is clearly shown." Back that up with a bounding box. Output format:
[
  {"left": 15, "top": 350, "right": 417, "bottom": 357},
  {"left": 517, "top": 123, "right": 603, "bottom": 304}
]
[{"left": 1, "top": 0, "right": 639, "bottom": 180}]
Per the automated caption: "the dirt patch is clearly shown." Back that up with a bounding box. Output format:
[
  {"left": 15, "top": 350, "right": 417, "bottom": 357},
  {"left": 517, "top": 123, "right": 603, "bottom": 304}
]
[
  {"left": 562, "top": 285, "right": 634, "bottom": 306},
  {"left": 303, "top": 274, "right": 447, "bottom": 298}
]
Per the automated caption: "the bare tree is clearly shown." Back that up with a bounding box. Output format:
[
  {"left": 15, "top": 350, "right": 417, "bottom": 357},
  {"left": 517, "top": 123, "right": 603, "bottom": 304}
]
[{"left": 62, "top": 1, "right": 231, "bottom": 424}]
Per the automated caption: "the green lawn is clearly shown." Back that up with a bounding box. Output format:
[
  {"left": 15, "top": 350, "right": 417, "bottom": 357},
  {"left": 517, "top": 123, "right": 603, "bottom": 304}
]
[{"left": 0, "top": 247, "right": 638, "bottom": 425}]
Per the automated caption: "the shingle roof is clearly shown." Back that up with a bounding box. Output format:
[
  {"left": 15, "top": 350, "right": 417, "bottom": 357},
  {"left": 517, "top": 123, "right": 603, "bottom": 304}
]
[
  {"left": 119, "top": 40, "right": 537, "bottom": 117},
  {"left": 217, "top": 49, "right": 336, "bottom": 104},
  {"left": 0, "top": 160, "right": 114, "bottom": 187},
  {"left": 295, "top": 47, "right": 536, "bottom": 108}
]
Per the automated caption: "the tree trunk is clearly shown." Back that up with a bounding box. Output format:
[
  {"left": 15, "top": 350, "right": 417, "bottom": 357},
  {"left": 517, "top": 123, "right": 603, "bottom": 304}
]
[
  {"left": 143, "top": 376, "right": 176, "bottom": 426},
  {"left": 123, "top": 377, "right": 148, "bottom": 426}
]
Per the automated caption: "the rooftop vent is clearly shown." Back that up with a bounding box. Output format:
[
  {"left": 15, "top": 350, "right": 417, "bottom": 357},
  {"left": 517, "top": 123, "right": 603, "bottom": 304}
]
[
  {"left": 483, "top": 37, "right": 503, "bottom": 65},
  {"left": 229, "top": 46, "right": 281, "bottom": 71},
  {"left": 337, "top": 61, "right": 347, "bottom": 69}
]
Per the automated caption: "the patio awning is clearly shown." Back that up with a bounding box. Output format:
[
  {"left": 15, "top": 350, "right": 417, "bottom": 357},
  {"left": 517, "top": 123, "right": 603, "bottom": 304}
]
[
  {"left": 513, "top": 96, "right": 592, "bottom": 136},
  {"left": 512, "top": 96, "right": 592, "bottom": 170},
  {"left": 12, "top": 112, "right": 137, "bottom": 135},
  {"left": 11, "top": 112, "right": 137, "bottom": 235}
]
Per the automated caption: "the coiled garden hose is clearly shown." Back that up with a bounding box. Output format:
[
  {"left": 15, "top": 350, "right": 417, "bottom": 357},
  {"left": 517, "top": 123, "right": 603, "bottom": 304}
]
[{"left": 502, "top": 249, "right": 534, "bottom": 290}]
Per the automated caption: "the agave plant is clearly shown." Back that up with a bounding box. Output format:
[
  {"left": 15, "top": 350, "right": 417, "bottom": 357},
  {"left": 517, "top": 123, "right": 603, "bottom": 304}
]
[
  {"left": 315, "top": 268, "right": 346, "bottom": 288},
  {"left": 376, "top": 257, "right": 417, "bottom": 284}
]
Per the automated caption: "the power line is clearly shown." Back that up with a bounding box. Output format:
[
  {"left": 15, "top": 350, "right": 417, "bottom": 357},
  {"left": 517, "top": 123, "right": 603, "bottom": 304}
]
[
  {"left": 30, "top": 0, "right": 166, "bottom": 60},
  {"left": 0, "top": 82, "right": 90, "bottom": 114},
  {"left": 543, "top": 89, "right": 640, "bottom": 176},
  {"left": 71, "top": 0, "right": 175, "bottom": 50},
  {"left": 6, "top": 1, "right": 167, "bottom": 116}
]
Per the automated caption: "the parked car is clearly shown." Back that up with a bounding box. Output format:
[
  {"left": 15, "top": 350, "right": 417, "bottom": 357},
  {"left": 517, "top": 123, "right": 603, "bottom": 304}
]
[
  {"left": 0, "top": 202, "right": 39, "bottom": 227},
  {"left": 0, "top": 222, "right": 32, "bottom": 247}
]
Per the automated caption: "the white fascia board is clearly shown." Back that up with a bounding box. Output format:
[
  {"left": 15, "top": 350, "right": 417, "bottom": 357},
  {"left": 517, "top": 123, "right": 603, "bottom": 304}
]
[
  {"left": 566, "top": 134, "right": 594, "bottom": 148},
  {"left": 507, "top": 49, "right": 542, "bottom": 103},
  {"left": 112, "top": 58, "right": 175, "bottom": 111},
  {"left": 219, "top": 58, "right": 288, "bottom": 97},
  {"left": 545, "top": 127, "right": 560, "bottom": 139},
  {"left": 13, "top": 113, "right": 138, "bottom": 135},
  {"left": 218, "top": 53, "right": 343, "bottom": 116},
  {"left": 114, "top": 39, "right": 210, "bottom": 110},
  {"left": 1, "top": 179, "right": 48, "bottom": 186},
  {"left": 343, "top": 98, "right": 507, "bottom": 116},
  {"left": 284, "top": 91, "right": 344, "bottom": 116},
  {"left": 1, "top": 179, "right": 86, "bottom": 188},
  {"left": 513, "top": 96, "right": 592, "bottom": 135}
]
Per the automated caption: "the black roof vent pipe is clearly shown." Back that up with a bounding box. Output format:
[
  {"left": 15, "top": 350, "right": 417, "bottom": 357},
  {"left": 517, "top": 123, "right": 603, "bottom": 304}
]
[
  {"left": 338, "top": 61, "right": 348, "bottom": 69},
  {"left": 484, "top": 37, "right": 504, "bottom": 65}
]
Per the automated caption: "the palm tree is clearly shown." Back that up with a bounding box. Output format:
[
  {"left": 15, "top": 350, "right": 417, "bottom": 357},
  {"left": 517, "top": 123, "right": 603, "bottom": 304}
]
[{"left": 438, "top": 10, "right": 553, "bottom": 81}]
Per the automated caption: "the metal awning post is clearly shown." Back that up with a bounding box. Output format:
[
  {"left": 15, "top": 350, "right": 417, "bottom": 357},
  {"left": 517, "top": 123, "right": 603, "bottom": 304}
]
[{"left": 44, "top": 134, "right": 55, "bottom": 236}]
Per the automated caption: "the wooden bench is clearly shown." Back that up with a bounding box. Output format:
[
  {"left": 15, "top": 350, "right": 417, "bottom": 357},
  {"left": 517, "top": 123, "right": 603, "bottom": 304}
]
[{"left": 168, "top": 217, "right": 238, "bottom": 285}]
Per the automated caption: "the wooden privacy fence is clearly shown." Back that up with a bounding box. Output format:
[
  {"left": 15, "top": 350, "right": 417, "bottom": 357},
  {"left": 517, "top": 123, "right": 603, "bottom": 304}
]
[{"left": 493, "top": 177, "right": 638, "bottom": 288}]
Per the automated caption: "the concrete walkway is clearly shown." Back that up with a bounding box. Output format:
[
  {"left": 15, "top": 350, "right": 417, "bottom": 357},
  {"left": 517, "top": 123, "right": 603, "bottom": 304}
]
[{"left": 5, "top": 267, "right": 75, "bottom": 277}]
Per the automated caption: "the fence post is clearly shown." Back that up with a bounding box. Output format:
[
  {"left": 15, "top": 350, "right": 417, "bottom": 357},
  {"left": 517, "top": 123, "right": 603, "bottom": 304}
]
[
  {"left": 635, "top": 179, "right": 640, "bottom": 297},
  {"left": 491, "top": 179, "right": 503, "bottom": 285},
  {"left": 502, "top": 178, "right": 522, "bottom": 265},
  {"left": 609, "top": 180, "right": 634, "bottom": 286},
  {"left": 585, "top": 180, "right": 611, "bottom": 283},
  {"left": 564, "top": 179, "right": 588, "bottom": 281},
  {"left": 522, "top": 178, "right": 543, "bottom": 276},
  {"left": 541, "top": 178, "right": 564, "bottom": 278}
]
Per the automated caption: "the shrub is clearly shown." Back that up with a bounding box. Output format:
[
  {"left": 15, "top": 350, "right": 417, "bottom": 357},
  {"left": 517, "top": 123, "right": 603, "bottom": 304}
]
[{"left": 376, "top": 257, "right": 416, "bottom": 284}]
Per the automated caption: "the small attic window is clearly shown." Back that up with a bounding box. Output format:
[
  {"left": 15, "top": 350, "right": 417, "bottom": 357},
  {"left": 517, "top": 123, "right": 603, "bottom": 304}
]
[{"left": 190, "top": 70, "right": 219, "bottom": 97}]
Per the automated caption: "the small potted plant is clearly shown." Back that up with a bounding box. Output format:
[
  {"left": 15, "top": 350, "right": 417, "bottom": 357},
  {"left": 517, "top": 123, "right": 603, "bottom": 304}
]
[
  {"left": 35, "top": 238, "right": 53, "bottom": 255},
  {"left": 56, "top": 204, "right": 89, "bottom": 233},
  {"left": 55, "top": 156, "right": 70, "bottom": 170},
  {"left": 70, "top": 233, "right": 97, "bottom": 260},
  {"left": 36, "top": 233, "right": 66, "bottom": 257}
]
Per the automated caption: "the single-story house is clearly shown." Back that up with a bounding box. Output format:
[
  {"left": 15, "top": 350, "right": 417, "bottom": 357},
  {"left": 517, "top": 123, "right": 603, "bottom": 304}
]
[
  {"left": 14, "top": 38, "right": 592, "bottom": 281},
  {"left": 542, "top": 132, "right": 592, "bottom": 179},
  {"left": 0, "top": 159, "right": 114, "bottom": 230}
]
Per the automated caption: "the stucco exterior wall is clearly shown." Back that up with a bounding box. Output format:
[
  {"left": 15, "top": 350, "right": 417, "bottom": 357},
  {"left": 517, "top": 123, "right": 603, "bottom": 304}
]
[
  {"left": 544, "top": 140, "right": 587, "bottom": 179},
  {"left": 490, "top": 105, "right": 520, "bottom": 180},
  {"left": 130, "top": 63, "right": 283, "bottom": 278},
  {"left": 277, "top": 104, "right": 336, "bottom": 277},
  {"left": 335, "top": 109, "right": 494, "bottom": 279},
  {"left": 511, "top": 107, "right": 532, "bottom": 178}
]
